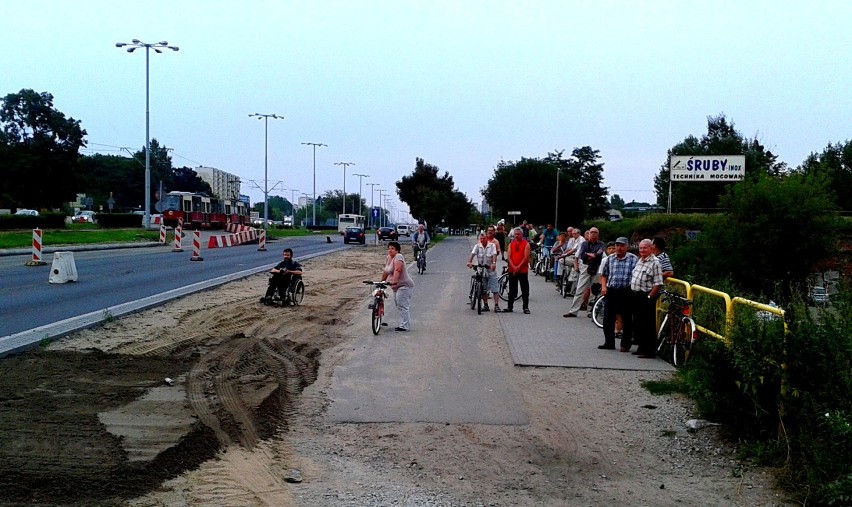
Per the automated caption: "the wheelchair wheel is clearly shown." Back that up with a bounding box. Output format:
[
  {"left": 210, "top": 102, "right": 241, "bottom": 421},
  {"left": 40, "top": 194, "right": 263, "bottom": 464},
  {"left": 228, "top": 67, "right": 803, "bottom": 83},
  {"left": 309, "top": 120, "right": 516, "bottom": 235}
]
[{"left": 291, "top": 279, "right": 305, "bottom": 306}]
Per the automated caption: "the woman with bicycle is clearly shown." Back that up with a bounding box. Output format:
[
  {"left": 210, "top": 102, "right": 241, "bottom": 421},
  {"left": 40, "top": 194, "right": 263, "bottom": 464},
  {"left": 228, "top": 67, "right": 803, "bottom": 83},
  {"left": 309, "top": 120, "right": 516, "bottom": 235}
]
[{"left": 380, "top": 241, "right": 415, "bottom": 331}]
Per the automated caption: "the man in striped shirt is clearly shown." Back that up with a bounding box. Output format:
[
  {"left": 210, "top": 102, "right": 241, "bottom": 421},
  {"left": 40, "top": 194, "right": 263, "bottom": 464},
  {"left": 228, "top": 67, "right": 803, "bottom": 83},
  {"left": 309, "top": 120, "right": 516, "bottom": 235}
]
[
  {"left": 598, "top": 237, "right": 637, "bottom": 350},
  {"left": 630, "top": 239, "right": 664, "bottom": 358},
  {"left": 652, "top": 236, "right": 674, "bottom": 279}
]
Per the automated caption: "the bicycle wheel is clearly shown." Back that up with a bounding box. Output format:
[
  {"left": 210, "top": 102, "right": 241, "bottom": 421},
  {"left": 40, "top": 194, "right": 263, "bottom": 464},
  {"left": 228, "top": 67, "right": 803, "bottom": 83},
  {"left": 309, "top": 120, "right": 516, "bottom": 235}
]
[
  {"left": 673, "top": 317, "right": 696, "bottom": 367},
  {"left": 371, "top": 298, "right": 382, "bottom": 335},
  {"left": 470, "top": 279, "right": 479, "bottom": 310},
  {"left": 291, "top": 280, "right": 305, "bottom": 306},
  {"left": 656, "top": 315, "right": 672, "bottom": 356},
  {"left": 592, "top": 295, "right": 605, "bottom": 328},
  {"left": 498, "top": 274, "right": 510, "bottom": 301},
  {"left": 476, "top": 283, "right": 483, "bottom": 315},
  {"left": 418, "top": 255, "right": 425, "bottom": 274}
]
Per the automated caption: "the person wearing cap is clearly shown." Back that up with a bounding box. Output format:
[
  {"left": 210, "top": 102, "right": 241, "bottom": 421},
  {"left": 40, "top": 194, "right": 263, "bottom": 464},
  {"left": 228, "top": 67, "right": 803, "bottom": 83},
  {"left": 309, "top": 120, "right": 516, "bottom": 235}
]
[
  {"left": 630, "top": 239, "right": 664, "bottom": 357},
  {"left": 598, "top": 237, "right": 637, "bottom": 350}
]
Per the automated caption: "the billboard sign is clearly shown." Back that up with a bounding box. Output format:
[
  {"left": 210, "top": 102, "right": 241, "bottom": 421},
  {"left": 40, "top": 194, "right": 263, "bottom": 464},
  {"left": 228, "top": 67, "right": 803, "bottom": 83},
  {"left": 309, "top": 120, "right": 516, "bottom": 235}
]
[{"left": 670, "top": 155, "right": 745, "bottom": 182}]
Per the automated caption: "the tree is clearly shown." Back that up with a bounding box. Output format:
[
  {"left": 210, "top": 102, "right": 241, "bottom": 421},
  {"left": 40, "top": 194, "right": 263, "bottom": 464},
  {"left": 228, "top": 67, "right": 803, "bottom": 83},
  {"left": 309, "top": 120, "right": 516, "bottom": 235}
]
[
  {"left": 551, "top": 147, "right": 608, "bottom": 219},
  {"left": 396, "top": 158, "right": 472, "bottom": 231},
  {"left": 796, "top": 140, "right": 852, "bottom": 212},
  {"left": 483, "top": 155, "right": 584, "bottom": 227},
  {"left": 678, "top": 171, "right": 837, "bottom": 299},
  {"left": 653, "top": 114, "right": 786, "bottom": 212},
  {"left": 0, "top": 89, "right": 87, "bottom": 209},
  {"left": 609, "top": 194, "right": 625, "bottom": 210}
]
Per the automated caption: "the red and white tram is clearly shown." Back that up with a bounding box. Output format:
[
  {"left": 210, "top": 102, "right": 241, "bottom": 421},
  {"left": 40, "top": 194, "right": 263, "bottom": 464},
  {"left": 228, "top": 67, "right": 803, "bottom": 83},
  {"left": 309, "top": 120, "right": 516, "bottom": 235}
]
[{"left": 161, "top": 191, "right": 251, "bottom": 229}]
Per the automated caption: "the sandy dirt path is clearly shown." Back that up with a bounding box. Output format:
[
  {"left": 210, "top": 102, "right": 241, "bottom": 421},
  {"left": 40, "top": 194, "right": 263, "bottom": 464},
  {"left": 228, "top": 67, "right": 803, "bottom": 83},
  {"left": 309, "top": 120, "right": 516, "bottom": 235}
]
[{"left": 0, "top": 246, "right": 790, "bottom": 506}]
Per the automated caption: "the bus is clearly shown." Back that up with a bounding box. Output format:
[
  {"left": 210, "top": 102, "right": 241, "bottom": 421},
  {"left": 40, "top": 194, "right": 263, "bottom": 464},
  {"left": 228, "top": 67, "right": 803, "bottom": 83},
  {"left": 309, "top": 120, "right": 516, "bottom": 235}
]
[{"left": 337, "top": 213, "right": 365, "bottom": 234}]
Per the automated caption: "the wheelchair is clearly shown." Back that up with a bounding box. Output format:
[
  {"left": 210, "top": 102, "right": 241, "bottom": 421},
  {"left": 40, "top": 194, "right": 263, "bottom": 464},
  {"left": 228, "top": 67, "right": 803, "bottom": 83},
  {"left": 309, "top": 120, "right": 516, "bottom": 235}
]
[{"left": 261, "top": 274, "right": 305, "bottom": 307}]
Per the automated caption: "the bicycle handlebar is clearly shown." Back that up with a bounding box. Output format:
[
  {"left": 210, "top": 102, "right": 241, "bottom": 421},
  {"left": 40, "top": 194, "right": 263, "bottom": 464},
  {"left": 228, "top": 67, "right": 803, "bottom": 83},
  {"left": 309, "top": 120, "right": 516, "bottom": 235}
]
[
  {"left": 363, "top": 280, "right": 389, "bottom": 288},
  {"left": 660, "top": 288, "right": 691, "bottom": 306}
]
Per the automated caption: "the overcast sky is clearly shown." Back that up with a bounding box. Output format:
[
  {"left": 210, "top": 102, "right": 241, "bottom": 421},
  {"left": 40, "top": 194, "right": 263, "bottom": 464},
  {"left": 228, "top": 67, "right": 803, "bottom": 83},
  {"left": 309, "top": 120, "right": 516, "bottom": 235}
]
[{"left": 3, "top": 0, "right": 849, "bottom": 220}]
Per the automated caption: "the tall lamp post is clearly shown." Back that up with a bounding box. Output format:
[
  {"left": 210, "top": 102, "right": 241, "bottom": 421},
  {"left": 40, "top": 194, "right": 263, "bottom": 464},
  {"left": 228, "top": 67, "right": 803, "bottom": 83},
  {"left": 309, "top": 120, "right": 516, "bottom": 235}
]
[
  {"left": 115, "top": 39, "right": 179, "bottom": 229},
  {"left": 301, "top": 193, "right": 311, "bottom": 225},
  {"left": 248, "top": 113, "right": 283, "bottom": 229},
  {"left": 334, "top": 162, "right": 354, "bottom": 215},
  {"left": 301, "top": 142, "right": 326, "bottom": 226},
  {"left": 379, "top": 190, "right": 390, "bottom": 227},
  {"left": 352, "top": 173, "right": 369, "bottom": 217},
  {"left": 367, "top": 182, "right": 380, "bottom": 228},
  {"left": 288, "top": 188, "right": 299, "bottom": 217}
]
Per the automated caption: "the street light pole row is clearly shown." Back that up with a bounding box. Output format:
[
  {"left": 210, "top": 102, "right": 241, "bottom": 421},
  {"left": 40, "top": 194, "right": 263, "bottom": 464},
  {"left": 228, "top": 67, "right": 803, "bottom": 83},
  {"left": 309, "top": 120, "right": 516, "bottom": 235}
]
[
  {"left": 301, "top": 142, "right": 327, "bottom": 226},
  {"left": 248, "top": 113, "right": 284, "bottom": 229},
  {"left": 115, "top": 39, "right": 179, "bottom": 229}
]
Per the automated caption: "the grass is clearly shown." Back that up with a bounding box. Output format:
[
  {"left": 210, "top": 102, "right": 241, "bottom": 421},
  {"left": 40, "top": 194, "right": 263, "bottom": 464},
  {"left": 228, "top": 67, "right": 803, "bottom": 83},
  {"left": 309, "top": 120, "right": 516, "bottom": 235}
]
[{"left": 0, "top": 228, "right": 159, "bottom": 248}]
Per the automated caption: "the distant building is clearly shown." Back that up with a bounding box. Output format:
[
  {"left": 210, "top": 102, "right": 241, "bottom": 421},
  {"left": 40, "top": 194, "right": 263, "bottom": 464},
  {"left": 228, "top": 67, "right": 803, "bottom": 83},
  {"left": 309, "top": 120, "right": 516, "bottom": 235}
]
[{"left": 194, "top": 166, "right": 241, "bottom": 200}]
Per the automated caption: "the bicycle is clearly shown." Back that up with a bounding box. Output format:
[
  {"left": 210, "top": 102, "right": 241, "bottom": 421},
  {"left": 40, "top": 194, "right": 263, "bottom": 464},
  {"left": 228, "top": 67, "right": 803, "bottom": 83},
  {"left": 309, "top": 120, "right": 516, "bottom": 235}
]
[
  {"left": 468, "top": 264, "right": 488, "bottom": 314},
  {"left": 415, "top": 247, "right": 426, "bottom": 274},
  {"left": 363, "top": 280, "right": 391, "bottom": 335},
  {"left": 498, "top": 265, "right": 522, "bottom": 302},
  {"left": 655, "top": 289, "right": 698, "bottom": 366},
  {"left": 585, "top": 282, "right": 603, "bottom": 327}
]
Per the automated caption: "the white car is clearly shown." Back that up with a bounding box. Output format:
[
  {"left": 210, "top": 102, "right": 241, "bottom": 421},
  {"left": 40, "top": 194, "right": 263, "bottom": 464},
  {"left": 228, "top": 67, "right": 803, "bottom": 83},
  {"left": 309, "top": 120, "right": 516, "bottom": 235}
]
[
  {"left": 396, "top": 224, "right": 410, "bottom": 237},
  {"left": 15, "top": 209, "right": 39, "bottom": 216}
]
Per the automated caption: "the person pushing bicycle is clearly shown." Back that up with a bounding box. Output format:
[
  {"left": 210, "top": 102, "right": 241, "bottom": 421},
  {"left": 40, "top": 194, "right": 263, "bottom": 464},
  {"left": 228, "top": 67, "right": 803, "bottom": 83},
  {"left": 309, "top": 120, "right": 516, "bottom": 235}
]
[
  {"left": 467, "top": 232, "right": 500, "bottom": 312},
  {"left": 412, "top": 224, "right": 430, "bottom": 270}
]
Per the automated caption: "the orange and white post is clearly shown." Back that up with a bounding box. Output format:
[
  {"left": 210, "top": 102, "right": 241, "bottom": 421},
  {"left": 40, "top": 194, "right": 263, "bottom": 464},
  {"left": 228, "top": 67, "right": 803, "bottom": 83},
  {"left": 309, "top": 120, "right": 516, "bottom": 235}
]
[
  {"left": 172, "top": 218, "right": 184, "bottom": 252},
  {"left": 190, "top": 230, "right": 203, "bottom": 261},
  {"left": 25, "top": 228, "right": 47, "bottom": 266},
  {"left": 159, "top": 223, "right": 167, "bottom": 244},
  {"left": 258, "top": 229, "right": 267, "bottom": 251}
]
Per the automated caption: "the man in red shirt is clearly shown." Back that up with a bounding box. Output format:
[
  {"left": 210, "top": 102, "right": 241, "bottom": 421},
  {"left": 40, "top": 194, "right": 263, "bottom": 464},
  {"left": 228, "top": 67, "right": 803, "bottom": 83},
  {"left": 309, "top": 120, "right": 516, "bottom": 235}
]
[{"left": 505, "top": 227, "right": 531, "bottom": 314}]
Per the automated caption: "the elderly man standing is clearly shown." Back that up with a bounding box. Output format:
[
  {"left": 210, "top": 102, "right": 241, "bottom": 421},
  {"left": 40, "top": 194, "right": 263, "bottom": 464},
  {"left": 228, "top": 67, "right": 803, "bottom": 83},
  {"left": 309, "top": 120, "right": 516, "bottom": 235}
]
[
  {"left": 505, "top": 227, "right": 531, "bottom": 314},
  {"left": 564, "top": 227, "right": 605, "bottom": 318},
  {"left": 630, "top": 239, "right": 664, "bottom": 358},
  {"left": 598, "top": 237, "right": 637, "bottom": 350}
]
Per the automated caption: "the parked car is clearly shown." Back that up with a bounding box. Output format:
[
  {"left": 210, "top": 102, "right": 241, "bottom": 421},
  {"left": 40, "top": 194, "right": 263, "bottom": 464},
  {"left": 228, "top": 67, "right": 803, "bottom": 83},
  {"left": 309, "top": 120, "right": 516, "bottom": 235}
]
[
  {"left": 810, "top": 286, "right": 829, "bottom": 306},
  {"left": 72, "top": 210, "right": 96, "bottom": 223},
  {"left": 343, "top": 226, "right": 366, "bottom": 245},
  {"left": 14, "top": 209, "right": 39, "bottom": 216},
  {"left": 377, "top": 226, "right": 398, "bottom": 240}
]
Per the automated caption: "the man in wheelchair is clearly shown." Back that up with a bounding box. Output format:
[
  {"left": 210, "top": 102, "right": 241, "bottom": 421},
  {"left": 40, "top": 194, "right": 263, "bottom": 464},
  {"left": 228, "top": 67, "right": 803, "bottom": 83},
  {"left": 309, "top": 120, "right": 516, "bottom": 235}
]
[{"left": 260, "top": 248, "right": 304, "bottom": 306}]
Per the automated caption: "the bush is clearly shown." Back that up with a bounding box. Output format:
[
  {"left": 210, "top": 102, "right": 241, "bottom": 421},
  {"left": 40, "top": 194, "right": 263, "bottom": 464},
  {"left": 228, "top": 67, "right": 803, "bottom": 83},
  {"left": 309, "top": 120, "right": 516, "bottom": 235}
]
[
  {"left": 95, "top": 213, "right": 142, "bottom": 228},
  {"left": 0, "top": 212, "right": 66, "bottom": 230},
  {"left": 680, "top": 284, "right": 852, "bottom": 505}
]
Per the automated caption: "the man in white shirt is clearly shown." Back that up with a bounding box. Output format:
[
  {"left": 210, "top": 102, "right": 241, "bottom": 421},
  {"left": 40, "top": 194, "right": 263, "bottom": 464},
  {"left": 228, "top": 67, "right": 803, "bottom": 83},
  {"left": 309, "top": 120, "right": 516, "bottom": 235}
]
[{"left": 467, "top": 233, "right": 500, "bottom": 312}]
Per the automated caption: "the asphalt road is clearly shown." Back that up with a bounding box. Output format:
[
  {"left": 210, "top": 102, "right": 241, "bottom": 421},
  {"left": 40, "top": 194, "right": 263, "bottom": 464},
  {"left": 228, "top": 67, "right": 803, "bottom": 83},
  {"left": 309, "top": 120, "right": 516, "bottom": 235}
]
[{"left": 0, "top": 234, "right": 348, "bottom": 353}]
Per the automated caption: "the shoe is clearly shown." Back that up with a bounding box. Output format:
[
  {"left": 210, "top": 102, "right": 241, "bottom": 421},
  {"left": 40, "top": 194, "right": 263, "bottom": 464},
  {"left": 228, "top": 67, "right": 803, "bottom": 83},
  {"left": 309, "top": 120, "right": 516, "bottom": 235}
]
[
  {"left": 503, "top": 308, "right": 513, "bottom": 313},
  {"left": 494, "top": 307, "right": 502, "bottom": 313},
  {"left": 483, "top": 305, "right": 490, "bottom": 312},
  {"left": 579, "top": 304, "right": 588, "bottom": 311},
  {"left": 631, "top": 351, "right": 642, "bottom": 355},
  {"left": 598, "top": 344, "right": 615, "bottom": 350},
  {"left": 523, "top": 308, "right": 530, "bottom": 314},
  {"left": 587, "top": 312, "right": 593, "bottom": 318},
  {"left": 563, "top": 313, "right": 577, "bottom": 318},
  {"left": 394, "top": 327, "right": 408, "bottom": 332},
  {"left": 615, "top": 332, "right": 623, "bottom": 338},
  {"left": 619, "top": 347, "right": 630, "bottom": 353},
  {"left": 637, "top": 354, "right": 655, "bottom": 359}
]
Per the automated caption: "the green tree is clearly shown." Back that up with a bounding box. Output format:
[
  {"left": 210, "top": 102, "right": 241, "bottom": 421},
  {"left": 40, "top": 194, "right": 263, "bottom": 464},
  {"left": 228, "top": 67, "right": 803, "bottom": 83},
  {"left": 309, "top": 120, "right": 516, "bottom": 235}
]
[
  {"left": 396, "top": 158, "right": 472, "bottom": 231},
  {"left": 679, "top": 171, "right": 837, "bottom": 299},
  {"left": 553, "top": 146, "right": 608, "bottom": 219},
  {"left": 0, "top": 89, "right": 87, "bottom": 209},
  {"left": 483, "top": 156, "right": 584, "bottom": 226},
  {"left": 653, "top": 114, "right": 786, "bottom": 212},
  {"left": 796, "top": 140, "right": 852, "bottom": 212},
  {"left": 609, "top": 194, "right": 625, "bottom": 210}
]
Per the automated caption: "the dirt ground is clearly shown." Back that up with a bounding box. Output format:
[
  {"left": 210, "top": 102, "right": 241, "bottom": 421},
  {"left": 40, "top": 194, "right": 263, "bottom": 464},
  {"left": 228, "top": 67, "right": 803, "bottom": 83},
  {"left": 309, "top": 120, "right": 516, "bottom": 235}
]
[{"left": 0, "top": 247, "right": 792, "bottom": 506}]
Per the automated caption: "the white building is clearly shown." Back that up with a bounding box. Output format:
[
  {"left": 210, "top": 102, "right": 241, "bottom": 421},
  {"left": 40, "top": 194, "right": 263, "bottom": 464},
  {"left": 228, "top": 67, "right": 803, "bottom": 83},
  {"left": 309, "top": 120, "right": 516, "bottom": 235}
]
[{"left": 194, "top": 166, "right": 241, "bottom": 200}]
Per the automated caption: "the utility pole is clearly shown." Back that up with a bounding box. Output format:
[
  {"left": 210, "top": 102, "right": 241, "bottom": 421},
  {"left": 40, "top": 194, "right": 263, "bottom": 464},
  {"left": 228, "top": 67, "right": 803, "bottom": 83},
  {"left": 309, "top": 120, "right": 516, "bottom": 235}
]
[
  {"left": 301, "top": 142, "right": 326, "bottom": 226},
  {"left": 352, "top": 173, "right": 369, "bottom": 218}
]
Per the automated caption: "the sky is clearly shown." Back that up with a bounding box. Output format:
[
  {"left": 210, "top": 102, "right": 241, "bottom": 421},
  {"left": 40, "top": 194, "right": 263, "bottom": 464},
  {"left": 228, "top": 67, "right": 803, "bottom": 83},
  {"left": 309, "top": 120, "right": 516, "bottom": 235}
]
[{"left": 3, "top": 0, "right": 850, "bottom": 222}]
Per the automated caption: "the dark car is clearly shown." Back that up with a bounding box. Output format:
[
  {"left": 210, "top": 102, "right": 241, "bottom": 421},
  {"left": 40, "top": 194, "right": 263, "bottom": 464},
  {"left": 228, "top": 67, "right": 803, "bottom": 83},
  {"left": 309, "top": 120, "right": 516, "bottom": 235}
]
[
  {"left": 343, "top": 226, "right": 366, "bottom": 245},
  {"left": 377, "top": 226, "right": 398, "bottom": 241}
]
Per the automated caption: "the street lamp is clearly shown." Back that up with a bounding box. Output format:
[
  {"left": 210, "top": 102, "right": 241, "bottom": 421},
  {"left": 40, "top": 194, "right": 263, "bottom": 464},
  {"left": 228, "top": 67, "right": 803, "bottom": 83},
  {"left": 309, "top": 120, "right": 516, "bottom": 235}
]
[
  {"left": 379, "top": 190, "right": 390, "bottom": 227},
  {"left": 301, "top": 193, "right": 311, "bottom": 225},
  {"left": 301, "top": 142, "right": 326, "bottom": 226},
  {"left": 334, "top": 162, "right": 354, "bottom": 215},
  {"left": 248, "top": 113, "right": 283, "bottom": 229},
  {"left": 367, "top": 182, "right": 380, "bottom": 229},
  {"left": 352, "top": 173, "right": 369, "bottom": 217},
  {"left": 288, "top": 188, "right": 299, "bottom": 217},
  {"left": 115, "top": 39, "right": 179, "bottom": 229}
]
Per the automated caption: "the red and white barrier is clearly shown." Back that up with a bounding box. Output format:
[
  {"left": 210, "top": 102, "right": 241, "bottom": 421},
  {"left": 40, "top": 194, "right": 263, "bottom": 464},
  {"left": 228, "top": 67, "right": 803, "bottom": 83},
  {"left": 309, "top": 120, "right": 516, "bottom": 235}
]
[
  {"left": 159, "top": 223, "right": 167, "bottom": 244},
  {"left": 226, "top": 223, "right": 255, "bottom": 234},
  {"left": 25, "top": 228, "right": 46, "bottom": 266},
  {"left": 258, "top": 229, "right": 267, "bottom": 251},
  {"left": 207, "top": 227, "right": 259, "bottom": 249},
  {"left": 172, "top": 218, "right": 184, "bottom": 252},
  {"left": 190, "top": 230, "right": 203, "bottom": 261}
]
